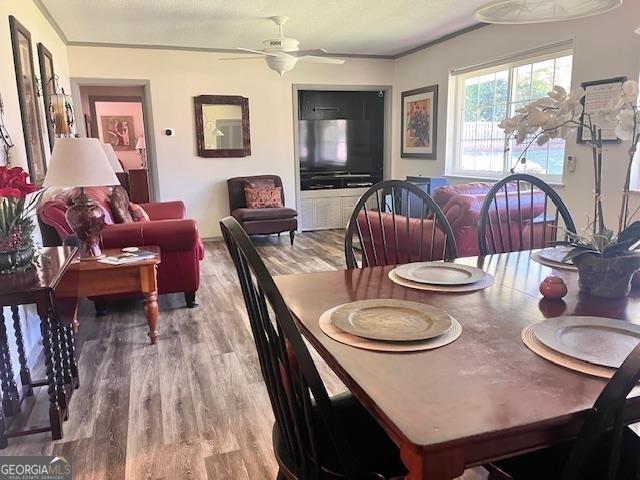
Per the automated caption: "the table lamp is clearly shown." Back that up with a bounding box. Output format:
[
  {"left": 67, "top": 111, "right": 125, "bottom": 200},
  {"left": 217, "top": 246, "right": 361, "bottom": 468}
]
[
  {"left": 101, "top": 143, "right": 124, "bottom": 173},
  {"left": 43, "top": 138, "right": 120, "bottom": 260},
  {"left": 135, "top": 136, "right": 147, "bottom": 168}
]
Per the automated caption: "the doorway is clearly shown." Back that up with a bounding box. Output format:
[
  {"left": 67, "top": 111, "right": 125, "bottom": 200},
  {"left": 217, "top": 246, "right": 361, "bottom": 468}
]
[{"left": 71, "top": 79, "right": 158, "bottom": 202}]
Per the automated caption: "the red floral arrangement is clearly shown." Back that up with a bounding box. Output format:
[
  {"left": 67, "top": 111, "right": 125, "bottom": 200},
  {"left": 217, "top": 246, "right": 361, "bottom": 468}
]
[{"left": 0, "top": 166, "right": 42, "bottom": 254}]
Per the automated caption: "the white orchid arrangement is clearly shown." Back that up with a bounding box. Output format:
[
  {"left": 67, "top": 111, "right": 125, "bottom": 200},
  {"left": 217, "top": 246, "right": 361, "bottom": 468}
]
[{"left": 499, "top": 80, "right": 640, "bottom": 260}]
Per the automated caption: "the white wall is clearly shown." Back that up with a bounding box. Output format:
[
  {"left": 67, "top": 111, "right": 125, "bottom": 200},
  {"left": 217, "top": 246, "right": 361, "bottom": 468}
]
[
  {"left": 392, "top": 1, "right": 640, "bottom": 231},
  {"left": 66, "top": 47, "right": 394, "bottom": 238}
]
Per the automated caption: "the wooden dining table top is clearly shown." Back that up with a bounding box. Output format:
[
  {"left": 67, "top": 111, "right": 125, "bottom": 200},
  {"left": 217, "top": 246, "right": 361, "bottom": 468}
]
[{"left": 273, "top": 251, "right": 640, "bottom": 479}]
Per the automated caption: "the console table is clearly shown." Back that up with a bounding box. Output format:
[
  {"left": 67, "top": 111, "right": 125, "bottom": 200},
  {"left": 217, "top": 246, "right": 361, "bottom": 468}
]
[{"left": 0, "top": 247, "right": 79, "bottom": 447}]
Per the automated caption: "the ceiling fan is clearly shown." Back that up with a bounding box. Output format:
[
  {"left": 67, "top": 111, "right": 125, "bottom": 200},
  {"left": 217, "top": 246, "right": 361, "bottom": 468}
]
[{"left": 220, "top": 16, "right": 345, "bottom": 76}]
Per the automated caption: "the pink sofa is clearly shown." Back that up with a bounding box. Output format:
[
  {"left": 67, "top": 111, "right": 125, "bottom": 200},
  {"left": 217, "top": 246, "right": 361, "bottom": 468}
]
[{"left": 434, "top": 182, "right": 550, "bottom": 257}]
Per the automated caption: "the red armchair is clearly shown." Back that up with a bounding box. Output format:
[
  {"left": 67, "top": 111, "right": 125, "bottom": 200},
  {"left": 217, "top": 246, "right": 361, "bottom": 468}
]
[{"left": 37, "top": 187, "right": 204, "bottom": 307}]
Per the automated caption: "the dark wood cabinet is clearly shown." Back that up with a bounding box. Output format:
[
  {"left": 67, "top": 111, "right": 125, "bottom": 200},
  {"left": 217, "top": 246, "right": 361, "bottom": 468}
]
[{"left": 127, "top": 168, "right": 150, "bottom": 203}]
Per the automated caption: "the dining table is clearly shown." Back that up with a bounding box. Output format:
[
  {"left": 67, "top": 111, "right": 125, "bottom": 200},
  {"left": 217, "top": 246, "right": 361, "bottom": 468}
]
[{"left": 273, "top": 250, "right": 640, "bottom": 480}]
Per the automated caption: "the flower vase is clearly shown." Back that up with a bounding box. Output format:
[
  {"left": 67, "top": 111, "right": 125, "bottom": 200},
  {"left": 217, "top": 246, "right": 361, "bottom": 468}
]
[{"left": 573, "top": 252, "right": 640, "bottom": 298}]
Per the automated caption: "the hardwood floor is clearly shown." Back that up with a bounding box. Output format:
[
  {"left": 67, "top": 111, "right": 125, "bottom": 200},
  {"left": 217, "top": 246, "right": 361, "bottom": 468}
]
[
  {"left": 5, "top": 229, "right": 485, "bottom": 480},
  {"left": 3, "top": 230, "right": 347, "bottom": 479}
]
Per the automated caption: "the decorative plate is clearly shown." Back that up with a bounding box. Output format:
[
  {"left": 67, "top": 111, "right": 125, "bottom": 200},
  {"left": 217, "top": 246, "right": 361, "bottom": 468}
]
[
  {"left": 537, "top": 246, "right": 574, "bottom": 265},
  {"left": 394, "top": 262, "right": 487, "bottom": 286},
  {"left": 534, "top": 316, "right": 640, "bottom": 368},
  {"left": 330, "top": 299, "right": 452, "bottom": 342}
]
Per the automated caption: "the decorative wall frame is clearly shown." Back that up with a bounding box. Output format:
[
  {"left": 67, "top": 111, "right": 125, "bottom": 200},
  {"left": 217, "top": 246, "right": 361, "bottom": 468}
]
[
  {"left": 401, "top": 85, "right": 438, "bottom": 159},
  {"left": 194, "top": 95, "right": 251, "bottom": 158},
  {"left": 37, "top": 42, "right": 55, "bottom": 151},
  {"left": 9, "top": 16, "right": 47, "bottom": 185},
  {"left": 577, "top": 76, "right": 627, "bottom": 144}
]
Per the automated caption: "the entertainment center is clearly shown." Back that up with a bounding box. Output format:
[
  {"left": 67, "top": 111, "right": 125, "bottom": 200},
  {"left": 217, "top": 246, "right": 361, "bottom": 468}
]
[{"left": 297, "top": 89, "right": 385, "bottom": 231}]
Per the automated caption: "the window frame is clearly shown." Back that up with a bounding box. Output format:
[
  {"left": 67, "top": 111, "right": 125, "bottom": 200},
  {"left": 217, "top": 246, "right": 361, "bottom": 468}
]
[{"left": 446, "top": 48, "right": 574, "bottom": 184}]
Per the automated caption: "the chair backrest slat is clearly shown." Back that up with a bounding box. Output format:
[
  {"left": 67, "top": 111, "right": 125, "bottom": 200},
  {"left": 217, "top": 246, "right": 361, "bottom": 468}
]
[
  {"left": 345, "top": 180, "right": 458, "bottom": 269},
  {"left": 221, "top": 216, "right": 358, "bottom": 479},
  {"left": 478, "top": 174, "right": 576, "bottom": 256}
]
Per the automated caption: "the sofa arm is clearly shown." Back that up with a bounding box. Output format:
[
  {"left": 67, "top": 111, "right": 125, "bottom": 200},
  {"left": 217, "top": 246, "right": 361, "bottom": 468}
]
[
  {"left": 139, "top": 201, "right": 186, "bottom": 221},
  {"left": 101, "top": 219, "right": 200, "bottom": 252},
  {"left": 441, "top": 194, "right": 483, "bottom": 232}
]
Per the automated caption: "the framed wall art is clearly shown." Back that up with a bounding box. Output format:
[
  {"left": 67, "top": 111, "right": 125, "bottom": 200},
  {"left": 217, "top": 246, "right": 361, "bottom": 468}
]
[
  {"left": 401, "top": 85, "right": 438, "bottom": 159},
  {"left": 100, "top": 115, "right": 136, "bottom": 150},
  {"left": 577, "top": 76, "right": 627, "bottom": 144},
  {"left": 9, "top": 16, "right": 47, "bottom": 186},
  {"left": 37, "top": 42, "right": 56, "bottom": 151}
]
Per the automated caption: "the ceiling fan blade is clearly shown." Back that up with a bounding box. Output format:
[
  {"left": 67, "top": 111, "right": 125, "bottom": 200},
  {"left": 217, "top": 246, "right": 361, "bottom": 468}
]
[
  {"left": 297, "top": 55, "right": 345, "bottom": 65},
  {"left": 289, "top": 48, "right": 327, "bottom": 57},
  {"left": 237, "top": 47, "right": 278, "bottom": 57},
  {"left": 219, "top": 56, "right": 266, "bottom": 60}
]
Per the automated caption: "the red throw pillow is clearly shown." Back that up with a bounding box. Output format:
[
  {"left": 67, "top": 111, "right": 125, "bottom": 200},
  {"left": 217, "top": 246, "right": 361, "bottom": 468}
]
[
  {"left": 129, "top": 202, "right": 150, "bottom": 222},
  {"left": 245, "top": 187, "right": 283, "bottom": 209}
]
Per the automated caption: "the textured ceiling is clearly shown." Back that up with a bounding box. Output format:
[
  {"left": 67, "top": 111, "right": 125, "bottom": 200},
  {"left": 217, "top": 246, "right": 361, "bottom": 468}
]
[{"left": 38, "top": 0, "right": 488, "bottom": 56}]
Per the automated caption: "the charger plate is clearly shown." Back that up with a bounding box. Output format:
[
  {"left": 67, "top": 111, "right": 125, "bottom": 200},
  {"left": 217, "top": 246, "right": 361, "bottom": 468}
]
[
  {"left": 530, "top": 248, "right": 577, "bottom": 271},
  {"left": 320, "top": 306, "right": 462, "bottom": 352},
  {"left": 394, "top": 262, "right": 487, "bottom": 286},
  {"left": 522, "top": 324, "right": 614, "bottom": 379},
  {"left": 331, "top": 299, "right": 452, "bottom": 342},
  {"left": 533, "top": 316, "right": 640, "bottom": 369},
  {"left": 389, "top": 269, "right": 494, "bottom": 293}
]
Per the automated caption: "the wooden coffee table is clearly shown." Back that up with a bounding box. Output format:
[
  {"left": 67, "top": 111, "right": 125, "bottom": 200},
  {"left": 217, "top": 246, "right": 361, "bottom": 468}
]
[{"left": 62, "top": 246, "right": 161, "bottom": 344}]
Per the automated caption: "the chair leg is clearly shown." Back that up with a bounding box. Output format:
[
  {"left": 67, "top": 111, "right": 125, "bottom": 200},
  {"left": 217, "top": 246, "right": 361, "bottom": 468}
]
[
  {"left": 94, "top": 300, "right": 107, "bottom": 316},
  {"left": 289, "top": 230, "right": 295, "bottom": 246},
  {"left": 185, "top": 291, "right": 197, "bottom": 308}
]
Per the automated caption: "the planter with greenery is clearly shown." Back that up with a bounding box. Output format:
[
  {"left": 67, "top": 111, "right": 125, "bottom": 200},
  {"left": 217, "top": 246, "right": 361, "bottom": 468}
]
[
  {"left": 500, "top": 80, "right": 640, "bottom": 298},
  {"left": 0, "top": 166, "right": 42, "bottom": 274}
]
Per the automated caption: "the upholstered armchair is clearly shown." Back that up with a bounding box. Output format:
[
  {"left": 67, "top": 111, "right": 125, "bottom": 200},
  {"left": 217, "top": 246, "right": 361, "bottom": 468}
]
[{"left": 227, "top": 175, "right": 298, "bottom": 244}]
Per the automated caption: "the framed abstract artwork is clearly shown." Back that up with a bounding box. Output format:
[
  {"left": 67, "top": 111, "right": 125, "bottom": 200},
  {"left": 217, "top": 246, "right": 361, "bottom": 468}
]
[
  {"left": 401, "top": 85, "right": 438, "bottom": 159},
  {"left": 9, "top": 16, "right": 47, "bottom": 186},
  {"left": 37, "top": 42, "right": 56, "bottom": 151},
  {"left": 100, "top": 115, "right": 136, "bottom": 150}
]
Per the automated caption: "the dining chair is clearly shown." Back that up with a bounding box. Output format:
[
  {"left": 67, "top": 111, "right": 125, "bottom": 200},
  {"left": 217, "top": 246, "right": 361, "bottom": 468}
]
[
  {"left": 487, "top": 342, "right": 640, "bottom": 480},
  {"left": 477, "top": 174, "right": 576, "bottom": 256},
  {"left": 344, "top": 180, "right": 458, "bottom": 270},
  {"left": 220, "top": 216, "right": 407, "bottom": 480}
]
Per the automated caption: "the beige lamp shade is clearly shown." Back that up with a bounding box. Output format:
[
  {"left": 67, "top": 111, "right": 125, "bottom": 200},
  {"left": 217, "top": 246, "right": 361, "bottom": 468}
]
[
  {"left": 43, "top": 137, "right": 120, "bottom": 188},
  {"left": 135, "top": 136, "right": 146, "bottom": 150},
  {"left": 101, "top": 143, "right": 124, "bottom": 173}
]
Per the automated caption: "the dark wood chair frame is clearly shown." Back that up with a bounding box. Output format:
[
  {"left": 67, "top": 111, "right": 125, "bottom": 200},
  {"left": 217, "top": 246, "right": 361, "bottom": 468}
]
[
  {"left": 477, "top": 174, "right": 576, "bottom": 256},
  {"left": 344, "top": 180, "right": 458, "bottom": 270},
  {"left": 489, "top": 342, "right": 640, "bottom": 479},
  {"left": 221, "top": 216, "right": 403, "bottom": 480}
]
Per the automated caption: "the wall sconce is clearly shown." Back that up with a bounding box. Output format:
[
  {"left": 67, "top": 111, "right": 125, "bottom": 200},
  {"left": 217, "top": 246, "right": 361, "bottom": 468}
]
[
  {"left": 0, "top": 93, "right": 14, "bottom": 165},
  {"left": 37, "top": 74, "right": 75, "bottom": 137}
]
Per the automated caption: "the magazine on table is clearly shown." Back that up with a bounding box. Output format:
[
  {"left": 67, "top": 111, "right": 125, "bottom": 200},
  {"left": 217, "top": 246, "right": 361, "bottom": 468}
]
[{"left": 98, "top": 249, "right": 157, "bottom": 265}]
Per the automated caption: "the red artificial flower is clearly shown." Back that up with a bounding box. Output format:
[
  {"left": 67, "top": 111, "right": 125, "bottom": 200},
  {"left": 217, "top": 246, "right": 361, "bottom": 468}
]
[
  {"left": 0, "top": 187, "right": 22, "bottom": 198},
  {"left": 0, "top": 166, "right": 40, "bottom": 197}
]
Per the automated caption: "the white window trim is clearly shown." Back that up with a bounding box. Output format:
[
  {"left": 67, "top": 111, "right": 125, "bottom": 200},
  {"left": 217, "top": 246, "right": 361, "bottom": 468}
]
[{"left": 446, "top": 43, "right": 574, "bottom": 184}]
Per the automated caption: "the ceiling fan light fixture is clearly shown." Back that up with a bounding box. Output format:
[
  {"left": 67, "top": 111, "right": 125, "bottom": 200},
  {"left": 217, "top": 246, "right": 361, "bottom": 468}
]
[
  {"left": 474, "top": 0, "right": 623, "bottom": 24},
  {"left": 266, "top": 55, "right": 297, "bottom": 76}
]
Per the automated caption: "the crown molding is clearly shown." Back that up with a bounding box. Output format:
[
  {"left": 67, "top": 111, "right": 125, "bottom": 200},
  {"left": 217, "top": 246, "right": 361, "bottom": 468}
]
[
  {"left": 34, "top": 0, "right": 485, "bottom": 60},
  {"left": 33, "top": 0, "right": 68, "bottom": 43},
  {"left": 393, "top": 23, "right": 488, "bottom": 59}
]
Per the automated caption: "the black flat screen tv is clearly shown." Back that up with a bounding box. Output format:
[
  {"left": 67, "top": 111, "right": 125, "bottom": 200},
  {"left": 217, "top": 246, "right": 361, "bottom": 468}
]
[{"left": 299, "top": 119, "right": 380, "bottom": 175}]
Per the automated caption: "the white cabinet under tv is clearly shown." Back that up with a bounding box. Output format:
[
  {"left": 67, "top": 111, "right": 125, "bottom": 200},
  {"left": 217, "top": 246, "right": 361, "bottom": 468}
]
[{"left": 300, "top": 188, "right": 369, "bottom": 231}]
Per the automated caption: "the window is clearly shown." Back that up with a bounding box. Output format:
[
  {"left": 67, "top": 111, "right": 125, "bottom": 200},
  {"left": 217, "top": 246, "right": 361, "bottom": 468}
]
[{"left": 447, "top": 47, "right": 573, "bottom": 183}]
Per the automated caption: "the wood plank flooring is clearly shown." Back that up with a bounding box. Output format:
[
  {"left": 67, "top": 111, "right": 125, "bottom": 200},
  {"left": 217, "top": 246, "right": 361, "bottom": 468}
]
[
  {"left": 4, "top": 229, "right": 485, "bottom": 480},
  {"left": 2, "top": 230, "right": 347, "bottom": 478}
]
